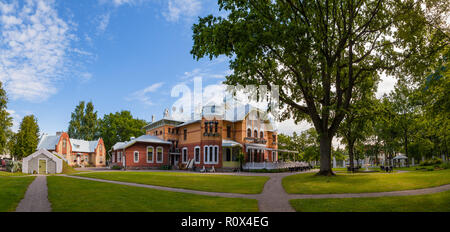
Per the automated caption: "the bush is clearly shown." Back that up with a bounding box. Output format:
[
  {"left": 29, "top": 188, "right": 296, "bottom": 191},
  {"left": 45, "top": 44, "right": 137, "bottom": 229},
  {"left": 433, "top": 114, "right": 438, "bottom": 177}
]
[
  {"left": 420, "top": 157, "right": 442, "bottom": 166},
  {"left": 6, "top": 160, "right": 22, "bottom": 173},
  {"left": 111, "top": 165, "right": 121, "bottom": 170},
  {"left": 159, "top": 165, "right": 171, "bottom": 170}
]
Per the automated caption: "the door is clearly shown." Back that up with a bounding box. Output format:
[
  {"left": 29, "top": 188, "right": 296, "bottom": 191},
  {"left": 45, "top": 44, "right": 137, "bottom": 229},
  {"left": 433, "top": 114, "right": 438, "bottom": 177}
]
[
  {"left": 39, "top": 159, "right": 46, "bottom": 174},
  {"left": 174, "top": 155, "right": 179, "bottom": 166}
]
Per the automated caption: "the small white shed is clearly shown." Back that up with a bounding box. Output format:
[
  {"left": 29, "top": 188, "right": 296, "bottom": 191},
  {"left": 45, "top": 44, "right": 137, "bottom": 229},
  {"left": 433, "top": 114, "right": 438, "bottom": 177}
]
[{"left": 23, "top": 149, "right": 63, "bottom": 174}]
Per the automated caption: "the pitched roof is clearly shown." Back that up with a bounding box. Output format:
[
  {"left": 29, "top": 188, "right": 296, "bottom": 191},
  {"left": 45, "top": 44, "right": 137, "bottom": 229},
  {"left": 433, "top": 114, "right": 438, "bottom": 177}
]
[
  {"left": 37, "top": 134, "right": 61, "bottom": 150},
  {"left": 112, "top": 134, "right": 171, "bottom": 150},
  {"left": 70, "top": 138, "right": 100, "bottom": 153}
]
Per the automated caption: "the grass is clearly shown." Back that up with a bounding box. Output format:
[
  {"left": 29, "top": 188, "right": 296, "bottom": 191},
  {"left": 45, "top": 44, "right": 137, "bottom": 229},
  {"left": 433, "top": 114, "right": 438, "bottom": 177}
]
[
  {"left": 290, "top": 190, "right": 450, "bottom": 212},
  {"left": 283, "top": 168, "right": 450, "bottom": 194},
  {"left": 0, "top": 171, "right": 28, "bottom": 176},
  {"left": 74, "top": 171, "right": 269, "bottom": 194},
  {"left": 47, "top": 176, "right": 258, "bottom": 212},
  {"left": 0, "top": 176, "right": 35, "bottom": 212}
]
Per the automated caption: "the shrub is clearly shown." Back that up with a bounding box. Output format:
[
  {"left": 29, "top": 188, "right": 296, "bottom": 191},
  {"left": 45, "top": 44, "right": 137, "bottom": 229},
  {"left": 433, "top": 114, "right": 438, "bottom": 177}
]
[
  {"left": 6, "top": 160, "right": 22, "bottom": 173},
  {"left": 159, "top": 165, "right": 171, "bottom": 170},
  {"left": 111, "top": 165, "right": 121, "bottom": 170},
  {"left": 420, "top": 157, "right": 443, "bottom": 166}
]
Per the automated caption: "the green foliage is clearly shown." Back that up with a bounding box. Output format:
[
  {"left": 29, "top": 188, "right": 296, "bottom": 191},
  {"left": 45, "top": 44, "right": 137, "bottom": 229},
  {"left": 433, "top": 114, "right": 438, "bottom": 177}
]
[
  {"left": 110, "top": 165, "right": 122, "bottom": 170},
  {"left": 11, "top": 115, "right": 39, "bottom": 159},
  {"left": 190, "top": 0, "right": 447, "bottom": 175},
  {"left": 68, "top": 101, "right": 99, "bottom": 140},
  {"left": 98, "top": 111, "right": 147, "bottom": 156},
  {"left": 0, "top": 82, "right": 13, "bottom": 155},
  {"left": 5, "top": 160, "right": 22, "bottom": 173},
  {"left": 420, "top": 157, "right": 443, "bottom": 166}
]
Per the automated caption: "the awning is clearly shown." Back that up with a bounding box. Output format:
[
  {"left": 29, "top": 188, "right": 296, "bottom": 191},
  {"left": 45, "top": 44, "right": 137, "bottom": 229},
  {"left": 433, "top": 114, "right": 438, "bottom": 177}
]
[
  {"left": 245, "top": 143, "right": 273, "bottom": 151},
  {"left": 393, "top": 155, "right": 408, "bottom": 160},
  {"left": 222, "top": 140, "right": 243, "bottom": 147}
]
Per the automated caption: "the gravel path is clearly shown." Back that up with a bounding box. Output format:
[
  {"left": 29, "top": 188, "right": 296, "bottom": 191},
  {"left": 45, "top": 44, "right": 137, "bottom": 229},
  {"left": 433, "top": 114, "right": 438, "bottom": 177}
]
[{"left": 16, "top": 176, "right": 52, "bottom": 212}]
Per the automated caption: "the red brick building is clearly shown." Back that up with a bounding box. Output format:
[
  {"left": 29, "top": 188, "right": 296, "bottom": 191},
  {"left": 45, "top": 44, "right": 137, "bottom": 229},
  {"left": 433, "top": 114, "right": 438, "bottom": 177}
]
[{"left": 37, "top": 132, "right": 106, "bottom": 167}]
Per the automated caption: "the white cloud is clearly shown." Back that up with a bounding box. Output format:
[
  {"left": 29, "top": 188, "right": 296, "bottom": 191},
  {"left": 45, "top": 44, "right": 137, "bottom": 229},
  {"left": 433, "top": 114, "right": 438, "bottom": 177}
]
[
  {"left": 96, "top": 12, "right": 110, "bottom": 34},
  {"left": 163, "top": 0, "right": 201, "bottom": 22},
  {"left": 376, "top": 72, "right": 397, "bottom": 98},
  {"left": 0, "top": 0, "right": 73, "bottom": 101},
  {"left": 6, "top": 109, "right": 20, "bottom": 132},
  {"left": 99, "top": 0, "right": 137, "bottom": 7},
  {"left": 127, "top": 82, "right": 164, "bottom": 105}
]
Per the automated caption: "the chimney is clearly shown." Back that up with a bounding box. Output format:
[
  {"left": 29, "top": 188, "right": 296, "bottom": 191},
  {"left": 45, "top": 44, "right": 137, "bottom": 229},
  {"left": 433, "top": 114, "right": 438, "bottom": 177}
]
[
  {"left": 56, "top": 131, "right": 63, "bottom": 136},
  {"left": 151, "top": 115, "right": 155, "bottom": 123}
]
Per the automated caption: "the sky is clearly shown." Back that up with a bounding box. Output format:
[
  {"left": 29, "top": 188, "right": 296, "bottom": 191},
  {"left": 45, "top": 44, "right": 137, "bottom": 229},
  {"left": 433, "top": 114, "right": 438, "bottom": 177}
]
[{"left": 0, "top": 0, "right": 397, "bottom": 139}]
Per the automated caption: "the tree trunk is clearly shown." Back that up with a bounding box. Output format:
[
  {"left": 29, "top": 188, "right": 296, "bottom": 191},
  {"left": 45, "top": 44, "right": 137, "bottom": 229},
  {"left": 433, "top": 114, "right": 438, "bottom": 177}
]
[
  {"left": 348, "top": 141, "right": 355, "bottom": 172},
  {"left": 317, "top": 133, "right": 334, "bottom": 176}
]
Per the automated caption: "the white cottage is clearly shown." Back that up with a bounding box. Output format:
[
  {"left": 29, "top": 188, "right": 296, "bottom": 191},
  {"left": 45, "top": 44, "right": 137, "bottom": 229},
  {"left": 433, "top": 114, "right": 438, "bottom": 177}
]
[{"left": 22, "top": 149, "right": 63, "bottom": 174}]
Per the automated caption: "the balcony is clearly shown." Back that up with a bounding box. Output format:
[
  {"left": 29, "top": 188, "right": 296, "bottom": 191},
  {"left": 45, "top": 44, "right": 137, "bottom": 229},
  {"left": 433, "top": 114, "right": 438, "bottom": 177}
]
[
  {"left": 169, "top": 148, "right": 180, "bottom": 154},
  {"left": 244, "top": 137, "right": 267, "bottom": 144},
  {"left": 203, "top": 132, "right": 220, "bottom": 137}
]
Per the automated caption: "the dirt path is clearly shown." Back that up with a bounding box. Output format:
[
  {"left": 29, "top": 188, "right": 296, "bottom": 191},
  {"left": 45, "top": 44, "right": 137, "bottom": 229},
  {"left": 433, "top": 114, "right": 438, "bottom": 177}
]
[{"left": 15, "top": 176, "right": 52, "bottom": 212}]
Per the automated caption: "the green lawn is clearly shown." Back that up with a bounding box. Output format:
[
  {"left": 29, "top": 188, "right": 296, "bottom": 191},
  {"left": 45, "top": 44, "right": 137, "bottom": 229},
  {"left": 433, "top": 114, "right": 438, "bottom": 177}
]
[
  {"left": 0, "top": 171, "right": 28, "bottom": 176},
  {"left": 0, "top": 176, "right": 35, "bottom": 212},
  {"left": 74, "top": 171, "right": 269, "bottom": 194},
  {"left": 47, "top": 176, "right": 258, "bottom": 212},
  {"left": 290, "top": 190, "right": 450, "bottom": 212},
  {"left": 283, "top": 169, "right": 450, "bottom": 194}
]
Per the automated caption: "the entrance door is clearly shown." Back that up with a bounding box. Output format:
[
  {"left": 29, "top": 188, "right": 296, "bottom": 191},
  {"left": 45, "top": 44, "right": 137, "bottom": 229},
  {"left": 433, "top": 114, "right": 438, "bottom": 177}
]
[
  {"left": 174, "top": 155, "right": 179, "bottom": 166},
  {"left": 39, "top": 159, "right": 46, "bottom": 174}
]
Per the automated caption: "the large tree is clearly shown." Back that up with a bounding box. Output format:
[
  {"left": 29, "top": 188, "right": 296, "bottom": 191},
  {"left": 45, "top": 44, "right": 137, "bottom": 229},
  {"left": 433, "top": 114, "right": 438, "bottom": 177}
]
[
  {"left": 191, "top": 0, "right": 445, "bottom": 175},
  {"left": 11, "top": 115, "right": 40, "bottom": 159},
  {"left": 0, "top": 82, "right": 13, "bottom": 155},
  {"left": 98, "top": 111, "right": 147, "bottom": 158},
  {"left": 68, "top": 101, "right": 99, "bottom": 140}
]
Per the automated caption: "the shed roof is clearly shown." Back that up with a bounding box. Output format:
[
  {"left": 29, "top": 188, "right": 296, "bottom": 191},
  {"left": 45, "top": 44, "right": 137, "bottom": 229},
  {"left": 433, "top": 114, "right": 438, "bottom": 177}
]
[
  {"left": 111, "top": 134, "right": 171, "bottom": 150},
  {"left": 37, "top": 134, "right": 61, "bottom": 150}
]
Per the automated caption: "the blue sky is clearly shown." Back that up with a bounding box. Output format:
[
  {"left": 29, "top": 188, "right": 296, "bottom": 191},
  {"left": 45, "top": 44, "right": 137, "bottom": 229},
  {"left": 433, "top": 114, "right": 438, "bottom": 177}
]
[{"left": 0, "top": 0, "right": 395, "bottom": 138}]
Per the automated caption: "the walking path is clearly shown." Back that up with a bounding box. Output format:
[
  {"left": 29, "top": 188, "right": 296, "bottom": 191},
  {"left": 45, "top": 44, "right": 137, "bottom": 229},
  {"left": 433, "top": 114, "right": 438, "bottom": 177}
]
[
  {"left": 63, "top": 171, "right": 450, "bottom": 212},
  {"left": 15, "top": 176, "right": 52, "bottom": 212}
]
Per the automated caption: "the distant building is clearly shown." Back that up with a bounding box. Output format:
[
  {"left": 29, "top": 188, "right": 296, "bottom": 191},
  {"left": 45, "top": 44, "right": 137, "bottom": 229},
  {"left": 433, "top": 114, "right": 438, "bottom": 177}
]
[
  {"left": 110, "top": 104, "right": 279, "bottom": 170},
  {"left": 37, "top": 132, "right": 106, "bottom": 167}
]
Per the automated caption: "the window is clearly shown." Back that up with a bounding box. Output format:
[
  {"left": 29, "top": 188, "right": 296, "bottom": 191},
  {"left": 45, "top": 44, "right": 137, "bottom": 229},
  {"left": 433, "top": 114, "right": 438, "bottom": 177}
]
[
  {"left": 147, "top": 146, "right": 154, "bottom": 163},
  {"left": 195, "top": 147, "right": 200, "bottom": 163},
  {"left": 183, "top": 129, "right": 187, "bottom": 140},
  {"left": 112, "top": 152, "right": 116, "bottom": 163},
  {"left": 134, "top": 151, "right": 139, "bottom": 163},
  {"left": 156, "top": 147, "right": 163, "bottom": 163},
  {"left": 254, "top": 130, "right": 258, "bottom": 137},
  {"left": 209, "top": 146, "right": 213, "bottom": 163},
  {"left": 209, "top": 122, "right": 213, "bottom": 133},
  {"left": 182, "top": 148, "right": 188, "bottom": 163},
  {"left": 168, "top": 128, "right": 171, "bottom": 134},
  {"left": 204, "top": 122, "right": 208, "bottom": 133},
  {"left": 214, "top": 121, "right": 218, "bottom": 133},
  {"left": 272, "top": 134, "right": 277, "bottom": 143},
  {"left": 62, "top": 139, "right": 66, "bottom": 149},
  {"left": 227, "top": 125, "right": 231, "bottom": 138},
  {"left": 247, "top": 128, "right": 252, "bottom": 137},
  {"left": 214, "top": 146, "right": 218, "bottom": 163},
  {"left": 272, "top": 151, "right": 276, "bottom": 162},
  {"left": 204, "top": 146, "right": 209, "bottom": 163},
  {"left": 117, "top": 151, "right": 121, "bottom": 162},
  {"left": 260, "top": 131, "right": 264, "bottom": 139}
]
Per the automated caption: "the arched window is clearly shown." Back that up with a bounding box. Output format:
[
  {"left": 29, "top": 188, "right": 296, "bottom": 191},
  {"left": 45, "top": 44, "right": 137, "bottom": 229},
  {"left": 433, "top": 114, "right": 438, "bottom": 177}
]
[
  {"left": 247, "top": 128, "right": 251, "bottom": 137},
  {"left": 260, "top": 131, "right": 264, "bottom": 139},
  {"left": 254, "top": 130, "right": 258, "bottom": 138}
]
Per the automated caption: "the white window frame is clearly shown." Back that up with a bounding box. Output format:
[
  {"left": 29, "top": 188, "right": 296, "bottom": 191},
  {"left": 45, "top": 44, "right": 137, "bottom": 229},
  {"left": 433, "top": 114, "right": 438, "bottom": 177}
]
[
  {"left": 209, "top": 146, "right": 213, "bottom": 163},
  {"left": 117, "top": 151, "right": 122, "bottom": 162},
  {"left": 112, "top": 152, "right": 116, "bottom": 163},
  {"left": 156, "top": 146, "right": 164, "bottom": 163},
  {"left": 182, "top": 147, "right": 188, "bottom": 163},
  {"left": 203, "top": 145, "right": 219, "bottom": 164},
  {"left": 146, "top": 146, "right": 154, "bottom": 163},
  {"left": 194, "top": 146, "right": 201, "bottom": 164},
  {"left": 134, "top": 151, "right": 139, "bottom": 163}
]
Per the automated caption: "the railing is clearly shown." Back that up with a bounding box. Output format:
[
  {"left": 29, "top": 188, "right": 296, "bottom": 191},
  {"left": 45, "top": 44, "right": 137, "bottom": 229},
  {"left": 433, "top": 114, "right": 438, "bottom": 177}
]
[
  {"left": 243, "top": 161, "right": 311, "bottom": 170},
  {"left": 244, "top": 137, "right": 267, "bottom": 144},
  {"left": 169, "top": 148, "right": 180, "bottom": 153}
]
